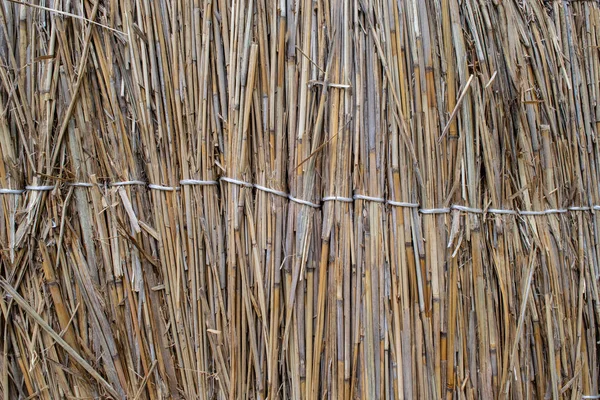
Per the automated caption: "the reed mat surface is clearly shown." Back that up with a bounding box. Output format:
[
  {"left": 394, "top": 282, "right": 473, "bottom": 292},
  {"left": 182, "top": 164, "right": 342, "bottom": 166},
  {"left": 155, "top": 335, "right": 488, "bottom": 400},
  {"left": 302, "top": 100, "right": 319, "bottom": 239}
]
[{"left": 1, "top": 0, "right": 600, "bottom": 398}]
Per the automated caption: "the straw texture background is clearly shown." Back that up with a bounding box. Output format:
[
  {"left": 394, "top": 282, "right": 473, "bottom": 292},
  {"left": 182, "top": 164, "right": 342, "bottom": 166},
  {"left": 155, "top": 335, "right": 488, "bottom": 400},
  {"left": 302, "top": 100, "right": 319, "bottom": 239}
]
[{"left": 1, "top": 0, "right": 599, "bottom": 398}]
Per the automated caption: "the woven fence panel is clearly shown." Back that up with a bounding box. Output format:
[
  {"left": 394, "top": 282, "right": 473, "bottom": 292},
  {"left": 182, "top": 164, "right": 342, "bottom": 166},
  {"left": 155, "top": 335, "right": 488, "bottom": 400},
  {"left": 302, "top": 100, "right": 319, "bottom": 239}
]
[{"left": 0, "top": 0, "right": 599, "bottom": 398}]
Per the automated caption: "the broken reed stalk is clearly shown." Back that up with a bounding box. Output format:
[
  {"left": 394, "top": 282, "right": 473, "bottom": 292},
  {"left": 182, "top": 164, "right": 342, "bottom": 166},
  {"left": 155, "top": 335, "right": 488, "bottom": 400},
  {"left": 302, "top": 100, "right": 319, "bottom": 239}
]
[{"left": 1, "top": 0, "right": 600, "bottom": 399}]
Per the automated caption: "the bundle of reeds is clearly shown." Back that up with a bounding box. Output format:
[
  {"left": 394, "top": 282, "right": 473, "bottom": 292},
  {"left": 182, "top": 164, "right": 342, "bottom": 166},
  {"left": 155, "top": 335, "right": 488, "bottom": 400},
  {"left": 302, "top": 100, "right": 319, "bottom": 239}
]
[{"left": 1, "top": 0, "right": 599, "bottom": 398}]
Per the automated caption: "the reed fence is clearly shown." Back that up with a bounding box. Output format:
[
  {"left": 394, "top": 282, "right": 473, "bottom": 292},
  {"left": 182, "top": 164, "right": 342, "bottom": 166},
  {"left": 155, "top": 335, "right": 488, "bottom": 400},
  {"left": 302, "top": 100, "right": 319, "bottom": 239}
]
[{"left": 1, "top": 0, "right": 600, "bottom": 398}]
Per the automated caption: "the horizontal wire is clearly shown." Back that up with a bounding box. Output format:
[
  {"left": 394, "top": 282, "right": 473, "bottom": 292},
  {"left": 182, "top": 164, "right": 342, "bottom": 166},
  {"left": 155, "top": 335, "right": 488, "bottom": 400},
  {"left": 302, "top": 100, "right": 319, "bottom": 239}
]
[
  {"left": 353, "top": 194, "right": 386, "bottom": 203},
  {"left": 110, "top": 180, "right": 146, "bottom": 186},
  {"left": 387, "top": 199, "right": 420, "bottom": 208},
  {"left": 68, "top": 182, "right": 94, "bottom": 187},
  {"left": 147, "top": 184, "right": 178, "bottom": 191},
  {"left": 25, "top": 185, "right": 55, "bottom": 191},
  {"left": 322, "top": 196, "right": 354, "bottom": 203},
  {"left": 0, "top": 188, "right": 25, "bottom": 194},
  {"left": 567, "top": 206, "right": 591, "bottom": 211},
  {"left": 487, "top": 208, "right": 519, "bottom": 215},
  {"left": 451, "top": 204, "right": 483, "bottom": 214},
  {"left": 420, "top": 207, "right": 451, "bottom": 214},
  {"left": 2, "top": 180, "right": 600, "bottom": 217},
  {"left": 179, "top": 179, "right": 218, "bottom": 186},
  {"left": 220, "top": 176, "right": 253, "bottom": 188},
  {"left": 288, "top": 196, "right": 321, "bottom": 208},
  {"left": 254, "top": 184, "right": 289, "bottom": 198},
  {"left": 221, "top": 177, "right": 321, "bottom": 207},
  {"left": 520, "top": 209, "right": 567, "bottom": 215}
]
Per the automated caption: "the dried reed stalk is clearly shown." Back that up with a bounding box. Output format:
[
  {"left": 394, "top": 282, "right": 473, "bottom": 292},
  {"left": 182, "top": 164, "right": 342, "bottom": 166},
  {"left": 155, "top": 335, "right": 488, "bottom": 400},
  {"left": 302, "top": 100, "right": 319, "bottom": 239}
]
[{"left": 1, "top": 0, "right": 599, "bottom": 398}]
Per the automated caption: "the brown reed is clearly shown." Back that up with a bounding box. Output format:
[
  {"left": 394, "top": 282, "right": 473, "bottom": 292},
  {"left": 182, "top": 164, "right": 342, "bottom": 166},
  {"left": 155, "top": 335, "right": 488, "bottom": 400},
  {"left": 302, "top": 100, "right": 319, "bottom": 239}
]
[{"left": 1, "top": 0, "right": 599, "bottom": 399}]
